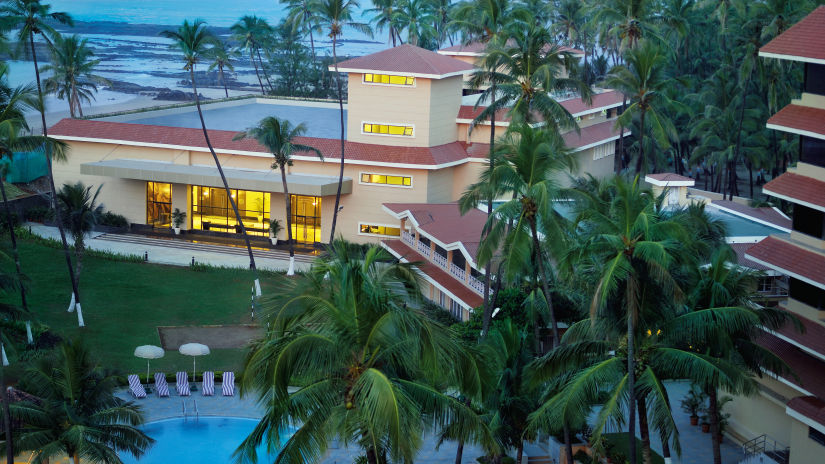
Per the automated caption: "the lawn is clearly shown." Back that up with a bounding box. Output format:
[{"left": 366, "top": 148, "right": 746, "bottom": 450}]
[
  {"left": 603, "top": 433, "right": 665, "bottom": 464},
  {"left": 14, "top": 236, "right": 279, "bottom": 376}
]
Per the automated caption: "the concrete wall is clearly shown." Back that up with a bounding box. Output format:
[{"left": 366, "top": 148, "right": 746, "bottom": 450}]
[
  {"left": 572, "top": 142, "right": 615, "bottom": 181},
  {"left": 727, "top": 376, "right": 799, "bottom": 446},
  {"left": 789, "top": 417, "right": 825, "bottom": 464},
  {"left": 428, "top": 76, "right": 465, "bottom": 146}
]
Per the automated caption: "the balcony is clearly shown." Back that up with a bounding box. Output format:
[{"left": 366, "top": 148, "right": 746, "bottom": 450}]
[{"left": 400, "top": 230, "right": 488, "bottom": 296}]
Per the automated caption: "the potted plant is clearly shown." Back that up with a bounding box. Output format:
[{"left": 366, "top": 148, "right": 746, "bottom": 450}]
[
  {"left": 716, "top": 395, "right": 733, "bottom": 441},
  {"left": 700, "top": 413, "right": 711, "bottom": 433},
  {"left": 269, "top": 218, "right": 283, "bottom": 245},
  {"left": 681, "top": 383, "right": 707, "bottom": 426},
  {"left": 171, "top": 208, "right": 186, "bottom": 235}
]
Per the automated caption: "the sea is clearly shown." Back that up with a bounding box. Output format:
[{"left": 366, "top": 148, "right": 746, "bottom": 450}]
[{"left": 6, "top": 0, "right": 388, "bottom": 115}]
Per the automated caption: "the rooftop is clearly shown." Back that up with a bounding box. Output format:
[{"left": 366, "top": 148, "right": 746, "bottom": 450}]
[
  {"left": 758, "top": 332, "right": 825, "bottom": 399},
  {"left": 759, "top": 6, "right": 825, "bottom": 64},
  {"left": 644, "top": 173, "right": 695, "bottom": 187},
  {"left": 766, "top": 104, "right": 825, "bottom": 140},
  {"left": 746, "top": 235, "right": 825, "bottom": 288},
  {"left": 771, "top": 307, "right": 825, "bottom": 360},
  {"left": 708, "top": 200, "right": 791, "bottom": 232},
  {"left": 458, "top": 90, "right": 624, "bottom": 121},
  {"left": 561, "top": 120, "right": 627, "bottom": 151},
  {"left": 334, "top": 44, "right": 474, "bottom": 79},
  {"left": 763, "top": 172, "right": 825, "bottom": 212}
]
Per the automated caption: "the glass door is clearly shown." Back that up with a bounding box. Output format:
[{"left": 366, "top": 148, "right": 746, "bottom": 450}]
[
  {"left": 290, "top": 195, "right": 322, "bottom": 244},
  {"left": 146, "top": 182, "right": 172, "bottom": 227}
]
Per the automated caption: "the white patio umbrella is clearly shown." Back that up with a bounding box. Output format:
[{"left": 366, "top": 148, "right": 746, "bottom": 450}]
[
  {"left": 134, "top": 345, "right": 165, "bottom": 391},
  {"left": 179, "top": 343, "right": 210, "bottom": 386}
]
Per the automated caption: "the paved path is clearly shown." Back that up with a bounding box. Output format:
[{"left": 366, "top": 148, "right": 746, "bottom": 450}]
[{"left": 26, "top": 223, "right": 314, "bottom": 273}]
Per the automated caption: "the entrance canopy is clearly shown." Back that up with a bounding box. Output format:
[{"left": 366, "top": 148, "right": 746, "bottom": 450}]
[{"left": 80, "top": 159, "right": 351, "bottom": 196}]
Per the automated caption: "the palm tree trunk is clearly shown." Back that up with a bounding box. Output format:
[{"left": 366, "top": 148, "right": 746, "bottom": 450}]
[
  {"left": 279, "top": 164, "right": 296, "bottom": 275},
  {"left": 30, "top": 31, "right": 84, "bottom": 325},
  {"left": 454, "top": 439, "right": 464, "bottom": 464},
  {"left": 189, "top": 67, "right": 261, "bottom": 296},
  {"left": 563, "top": 424, "right": 574, "bottom": 464},
  {"left": 708, "top": 388, "right": 722, "bottom": 464},
  {"left": 219, "top": 64, "right": 229, "bottom": 98},
  {"left": 635, "top": 110, "right": 647, "bottom": 175},
  {"left": 366, "top": 447, "right": 378, "bottom": 464},
  {"left": 329, "top": 35, "right": 346, "bottom": 245},
  {"left": 516, "top": 440, "right": 524, "bottom": 464},
  {"left": 0, "top": 176, "right": 32, "bottom": 343},
  {"left": 638, "top": 397, "right": 653, "bottom": 464},
  {"left": 256, "top": 47, "right": 275, "bottom": 92},
  {"left": 481, "top": 81, "right": 497, "bottom": 338},
  {"left": 0, "top": 331, "right": 13, "bottom": 464},
  {"left": 627, "top": 279, "right": 637, "bottom": 464},
  {"left": 308, "top": 22, "right": 317, "bottom": 62},
  {"left": 529, "top": 219, "right": 560, "bottom": 348},
  {"left": 72, "top": 454, "right": 79, "bottom": 464},
  {"left": 251, "top": 53, "right": 265, "bottom": 94}
]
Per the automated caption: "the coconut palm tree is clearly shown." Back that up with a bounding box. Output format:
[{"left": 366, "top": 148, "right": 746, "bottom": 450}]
[
  {"left": 393, "top": 0, "right": 437, "bottom": 48},
  {"left": 11, "top": 339, "right": 153, "bottom": 463},
  {"left": 0, "top": 0, "right": 86, "bottom": 325},
  {"left": 283, "top": 0, "right": 322, "bottom": 60},
  {"left": 314, "top": 0, "right": 371, "bottom": 244},
  {"left": 41, "top": 34, "right": 109, "bottom": 118},
  {"left": 367, "top": 0, "right": 402, "bottom": 46},
  {"left": 234, "top": 117, "right": 322, "bottom": 275},
  {"left": 160, "top": 20, "right": 262, "bottom": 297},
  {"left": 0, "top": 243, "right": 28, "bottom": 463},
  {"left": 206, "top": 39, "right": 237, "bottom": 98},
  {"left": 230, "top": 15, "right": 275, "bottom": 94},
  {"left": 236, "top": 240, "right": 483, "bottom": 464},
  {"left": 607, "top": 40, "right": 679, "bottom": 175}
]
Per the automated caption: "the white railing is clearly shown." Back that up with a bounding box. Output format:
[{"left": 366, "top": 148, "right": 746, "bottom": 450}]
[
  {"left": 432, "top": 252, "right": 447, "bottom": 268},
  {"left": 468, "top": 276, "right": 485, "bottom": 294},
  {"left": 450, "top": 263, "right": 466, "bottom": 281},
  {"left": 401, "top": 231, "right": 415, "bottom": 246},
  {"left": 416, "top": 240, "right": 432, "bottom": 257}
]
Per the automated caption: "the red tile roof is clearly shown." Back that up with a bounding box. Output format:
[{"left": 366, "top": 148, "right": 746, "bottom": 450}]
[
  {"left": 383, "top": 202, "right": 487, "bottom": 259},
  {"left": 49, "top": 118, "right": 484, "bottom": 167},
  {"left": 457, "top": 90, "right": 624, "bottom": 122},
  {"left": 746, "top": 236, "right": 825, "bottom": 287},
  {"left": 759, "top": 6, "right": 825, "bottom": 63},
  {"left": 762, "top": 172, "right": 825, "bottom": 210},
  {"left": 561, "top": 119, "right": 625, "bottom": 150},
  {"left": 767, "top": 104, "right": 825, "bottom": 139},
  {"left": 787, "top": 396, "right": 825, "bottom": 427},
  {"left": 335, "top": 44, "right": 473, "bottom": 78},
  {"left": 712, "top": 200, "right": 791, "bottom": 230},
  {"left": 772, "top": 307, "right": 825, "bottom": 359},
  {"left": 730, "top": 243, "right": 774, "bottom": 271},
  {"left": 439, "top": 41, "right": 584, "bottom": 56},
  {"left": 382, "top": 239, "right": 484, "bottom": 309},
  {"left": 758, "top": 332, "right": 825, "bottom": 399}
]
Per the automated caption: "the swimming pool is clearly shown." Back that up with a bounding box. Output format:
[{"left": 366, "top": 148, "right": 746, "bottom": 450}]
[{"left": 120, "top": 417, "right": 290, "bottom": 463}]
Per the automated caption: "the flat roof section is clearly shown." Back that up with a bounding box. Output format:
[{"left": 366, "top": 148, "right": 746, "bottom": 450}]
[
  {"left": 746, "top": 236, "right": 825, "bottom": 288},
  {"left": 759, "top": 6, "right": 825, "bottom": 64},
  {"left": 766, "top": 104, "right": 825, "bottom": 141},
  {"left": 763, "top": 172, "right": 825, "bottom": 212},
  {"left": 80, "top": 159, "right": 352, "bottom": 197},
  {"left": 334, "top": 44, "right": 474, "bottom": 79}
]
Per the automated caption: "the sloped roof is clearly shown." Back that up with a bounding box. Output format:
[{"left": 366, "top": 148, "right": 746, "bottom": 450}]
[
  {"left": 758, "top": 333, "right": 825, "bottom": 400},
  {"left": 334, "top": 44, "right": 474, "bottom": 78},
  {"left": 383, "top": 202, "right": 487, "bottom": 261},
  {"left": 759, "top": 6, "right": 825, "bottom": 64},
  {"left": 711, "top": 200, "right": 791, "bottom": 231},
  {"left": 730, "top": 242, "right": 773, "bottom": 271},
  {"left": 49, "top": 118, "right": 484, "bottom": 168},
  {"left": 561, "top": 119, "right": 626, "bottom": 151},
  {"left": 763, "top": 172, "right": 825, "bottom": 211},
  {"left": 772, "top": 307, "right": 825, "bottom": 360},
  {"left": 645, "top": 173, "right": 695, "bottom": 187},
  {"left": 787, "top": 396, "right": 825, "bottom": 428},
  {"left": 766, "top": 104, "right": 825, "bottom": 140},
  {"left": 746, "top": 236, "right": 825, "bottom": 288}
]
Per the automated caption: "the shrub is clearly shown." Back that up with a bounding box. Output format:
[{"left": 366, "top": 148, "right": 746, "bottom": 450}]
[
  {"left": 99, "top": 211, "right": 129, "bottom": 228},
  {"left": 0, "top": 211, "right": 21, "bottom": 230},
  {"left": 24, "top": 206, "right": 53, "bottom": 223}
]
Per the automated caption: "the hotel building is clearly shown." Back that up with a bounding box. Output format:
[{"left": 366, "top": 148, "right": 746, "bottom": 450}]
[{"left": 724, "top": 7, "right": 825, "bottom": 463}]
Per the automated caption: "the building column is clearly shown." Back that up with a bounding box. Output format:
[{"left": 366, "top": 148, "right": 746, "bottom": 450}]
[
  {"left": 400, "top": 217, "right": 407, "bottom": 232},
  {"left": 464, "top": 261, "right": 471, "bottom": 283},
  {"left": 446, "top": 250, "right": 453, "bottom": 267},
  {"left": 171, "top": 183, "right": 189, "bottom": 230},
  {"left": 430, "top": 241, "right": 436, "bottom": 258}
]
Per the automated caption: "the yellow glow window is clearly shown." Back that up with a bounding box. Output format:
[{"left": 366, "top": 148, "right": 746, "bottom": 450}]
[
  {"left": 360, "top": 224, "right": 401, "bottom": 236},
  {"left": 363, "top": 73, "right": 415, "bottom": 86},
  {"left": 361, "top": 173, "right": 412, "bottom": 186},
  {"left": 362, "top": 123, "right": 414, "bottom": 137}
]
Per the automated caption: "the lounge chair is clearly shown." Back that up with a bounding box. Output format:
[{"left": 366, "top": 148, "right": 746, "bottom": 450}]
[
  {"left": 155, "top": 373, "right": 170, "bottom": 398},
  {"left": 222, "top": 371, "right": 235, "bottom": 396},
  {"left": 176, "top": 371, "right": 191, "bottom": 396},
  {"left": 201, "top": 371, "right": 215, "bottom": 396},
  {"left": 127, "top": 374, "right": 147, "bottom": 399}
]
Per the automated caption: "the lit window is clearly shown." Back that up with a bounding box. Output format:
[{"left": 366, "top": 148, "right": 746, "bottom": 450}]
[
  {"left": 362, "top": 123, "right": 414, "bottom": 137},
  {"left": 359, "top": 224, "right": 401, "bottom": 236},
  {"left": 363, "top": 73, "right": 415, "bottom": 86},
  {"left": 360, "top": 173, "right": 412, "bottom": 186}
]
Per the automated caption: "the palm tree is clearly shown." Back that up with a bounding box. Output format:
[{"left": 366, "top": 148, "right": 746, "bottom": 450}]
[
  {"left": 314, "top": 0, "right": 371, "bottom": 244},
  {"left": 160, "top": 20, "right": 262, "bottom": 297},
  {"left": 56, "top": 182, "right": 103, "bottom": 327},
  {"left": 607, "top": 40, "right": 679, "bottom": 174},
  {"left": 230, "top": 15, "right": 274, "bottom": 94},
  {"left": 0, "top": 0, "right": 86, "bottom": 325},
  {"left": 283, "top": 0, "right": 322, "bottom": 60},
  {"left": 393, "top": 0, "right": 437, "bottom": 48},
  {"left": 366, "top": 0, "right": 402, "bottom": 46},
  {"left": 592, "top": 0, "right": 658, "bottom": 51},
  {"left": 206, "top": 39, "right": 237, "bottom": 98},
  {"left": 0, "top": 243, "right": 28, "bottom": 463},
  {"left": 41, "top": 33, "right": 109, "bottom": 118},
  {"left": 11, "top": 339, "right": 153, "bottom": 463},
  {"left": 236, "top": 240, "right": 483, "bottom": 464},
  {"left": 234, "top": 117, "right": 322, "bottom": 275}
]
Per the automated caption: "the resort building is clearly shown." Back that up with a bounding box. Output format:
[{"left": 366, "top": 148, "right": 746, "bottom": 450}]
[
  {"left": 724, "top": 7, "right": 825, "bottom": 464},
  {"left": 48, "top": 43, "right": 624, "bottom": 247}
]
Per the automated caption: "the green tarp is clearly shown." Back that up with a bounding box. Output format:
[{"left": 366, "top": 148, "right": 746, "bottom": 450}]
[{"left": 1, "top": 150, "right": 48, "bottom": 183}]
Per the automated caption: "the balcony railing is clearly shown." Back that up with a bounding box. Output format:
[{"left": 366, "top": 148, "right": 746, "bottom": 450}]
[
  {"left": 416, "top": 240, "right": 432, "bottom": 257},
  {"left": 468, "top": 275, "right": 485, "bottom": 294},
  {"left": 401, "top": 230, "right": 488, "bottom": 296},
  {"left": 450, "top": 263, "right": 466, "bottom": 281},
  {"left": 433, "top": 252, "right": 447, "bottom": 268},
  {"left": 401, "top": 231, "right": 415, "bottom": 246}
]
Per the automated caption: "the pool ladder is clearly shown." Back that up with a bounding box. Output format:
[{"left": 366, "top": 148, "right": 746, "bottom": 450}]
[{"left": 182, "top": 399, "right": 199, "bottom": 422}]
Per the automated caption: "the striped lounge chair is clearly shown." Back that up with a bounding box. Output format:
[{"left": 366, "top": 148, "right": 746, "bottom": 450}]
[
  {"left": 155, "top": 373, "right": 170, "bottom": 398},
  {"left": 127, "top": 374, "right": 146, "bottom": 399},
  {"left": 222, "top": 371, "right": 235, "bottom": 396},
  {"left": 201, "top": 371, "right": 215, "bottom": 396},
  {"left": 176, "top": 371, "right": 191, "bottom": 396}
]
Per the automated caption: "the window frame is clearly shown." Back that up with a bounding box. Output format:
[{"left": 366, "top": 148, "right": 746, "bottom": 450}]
[
  {"left": 358, "top": 172, "right": 414, "bottom": 188},
  {"left": 357, "top": 222, "right": 402, "bottom": 237},
  {"left": 362, "top": 73, "right": 417, "bottom": 88},
  {"left": 361, "top": 121, "right": 415, "bottom": 138}
]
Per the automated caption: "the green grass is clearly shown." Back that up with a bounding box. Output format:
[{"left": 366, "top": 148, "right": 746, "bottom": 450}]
[
  {"left": 603, "top": 433, "right": 665, "bottom": 464},
  {"left": 15, "top": 237, "right": 277, "bottom": 375}
]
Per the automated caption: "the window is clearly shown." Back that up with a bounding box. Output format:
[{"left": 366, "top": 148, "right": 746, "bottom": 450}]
[
  {"left": 593, "top": 141, "right": 615, "bottom": 161},
  {"left": 805, "top": 63, "right": 825, "bottom": 96},
  {"left": 146, "top": 182, "right": 172, "bottom": 227},
  {"left": 789, "top": 277, "right": 825, "bottom": 310},
  {"left": 800, "top": 135, "right": 825, "bottom": 169},
  {"left": 363, "top": 73, "right": 415, "bottom": 86},
  {"left": 449, "top": 299, "right": 463, "bottom": 320},
  {"left": 362, "top": 123, "right": 414, "bottom": 137},
  {"left": 810, "top": 427, "right": 825, "bottom": 447},
  {"left": 792, "top": 204, "right": 825, "bottom": 239},
  {"left": 359, "top": 223, "right": 401, "bottom": 237},
  {"left": 360, "top": 173, "right": 412, "bottom": 187},
  {"left": 190, "top": 186, "right": 270, "bottom": 236}
]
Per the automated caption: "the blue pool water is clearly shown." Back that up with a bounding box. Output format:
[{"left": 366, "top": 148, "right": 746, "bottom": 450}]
[{"left": 120, "top": 417, "right": 289, "bottom": 463}]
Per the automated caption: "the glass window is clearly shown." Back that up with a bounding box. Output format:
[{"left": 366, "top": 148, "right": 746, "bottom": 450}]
[
  {"left": 805, "top": 63, "right": 825, "bottom": 96},
  {"left": 146, "top": 182, "right": 172, "bottom": 227},
  {"left": 363, "top": 73, "right": 415, "bottom": 86},
  {"left": 800, "top": 135, "right": 825, "bottom": 169},
  {"left": 190, "top": 186, "right": 270, "bottom": 236},
  {"left": 360, "top": 173, "right": 412, "bottom": 187},
  {"left": 291, "top": 195, "right": 322, "bottom": 244},
  {"left": 362, "top": 122, "right": 414, "bottom": 137},
  {"left": 359, "top": 224, "right": 401, "bottom": 236},
  {"left": 789, "top": 277, "right": 825, "bottom": 310},
  {"left": 792, "top": 204, "right": 825, "bottom": 239}
]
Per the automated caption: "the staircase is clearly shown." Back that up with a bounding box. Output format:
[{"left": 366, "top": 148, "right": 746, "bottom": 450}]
[{"left": 740, "top": 435, "right": 789, "bottom": 464}]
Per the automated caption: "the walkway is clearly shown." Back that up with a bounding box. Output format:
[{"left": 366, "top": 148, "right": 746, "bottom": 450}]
[{"left": 26, "top": 223, "right": 314, "bottom": 272}]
